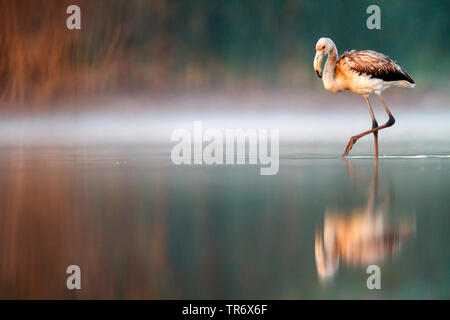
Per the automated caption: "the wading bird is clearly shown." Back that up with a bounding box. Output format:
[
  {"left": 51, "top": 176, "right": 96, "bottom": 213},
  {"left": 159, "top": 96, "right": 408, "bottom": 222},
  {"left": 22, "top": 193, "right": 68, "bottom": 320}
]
[
  {"left": 315, "top": 159, "right": 414, "bottom": 279},
  {"left": 313, "top": 37, "right": 415, "bottom": 157}
]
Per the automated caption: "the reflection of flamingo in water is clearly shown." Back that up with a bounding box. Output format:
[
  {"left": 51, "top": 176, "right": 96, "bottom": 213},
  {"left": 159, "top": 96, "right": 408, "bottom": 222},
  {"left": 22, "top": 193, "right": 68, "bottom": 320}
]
[
  {"left": 315, "top": 159, "right": 414, "bottom": 279},
  {"left": 313, "top": 37, "right": 415, "bottom": 157}
]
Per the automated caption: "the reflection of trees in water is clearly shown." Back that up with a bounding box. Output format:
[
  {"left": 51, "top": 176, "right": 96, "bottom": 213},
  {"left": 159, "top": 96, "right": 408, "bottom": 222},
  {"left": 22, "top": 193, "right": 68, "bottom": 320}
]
[
  {"left": 315, "top": 159, "right": 414, "bottom": 280},
  {"left": 0, "top": 147, "right": 174, "bottom": 298},
  {"left": 0, "top": 150, "right": 298, "bottom": 299},
  {"left": 0, "top": 148, "right": 422, "bottom": 298}
]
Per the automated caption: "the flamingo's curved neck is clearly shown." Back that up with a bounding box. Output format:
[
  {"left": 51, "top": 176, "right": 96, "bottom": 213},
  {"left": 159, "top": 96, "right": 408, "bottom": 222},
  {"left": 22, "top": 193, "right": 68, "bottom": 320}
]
[{"left": 323, "top": 44, "right": 342, "bottom": 93}]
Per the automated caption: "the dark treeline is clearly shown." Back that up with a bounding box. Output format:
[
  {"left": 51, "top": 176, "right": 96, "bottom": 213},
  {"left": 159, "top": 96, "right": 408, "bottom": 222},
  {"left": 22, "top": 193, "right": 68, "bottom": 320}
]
[{"left": 0, "top": 0, "right": 448, "bottom": 107}]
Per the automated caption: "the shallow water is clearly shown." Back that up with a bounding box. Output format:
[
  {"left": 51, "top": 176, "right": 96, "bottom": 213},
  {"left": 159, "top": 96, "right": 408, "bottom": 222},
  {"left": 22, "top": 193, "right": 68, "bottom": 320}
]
[{"left": 0, "top": 144, "right": 448, "bottom": 299}]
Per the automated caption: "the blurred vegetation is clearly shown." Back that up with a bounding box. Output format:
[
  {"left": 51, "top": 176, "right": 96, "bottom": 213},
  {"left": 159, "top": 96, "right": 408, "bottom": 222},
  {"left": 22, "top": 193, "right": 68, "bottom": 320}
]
[{"left": 0, "top": 0, "right": 448, "bottom": 107}]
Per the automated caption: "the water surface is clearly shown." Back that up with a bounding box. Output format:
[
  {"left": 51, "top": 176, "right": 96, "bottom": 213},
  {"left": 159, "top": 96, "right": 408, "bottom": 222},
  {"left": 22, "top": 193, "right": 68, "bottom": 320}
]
[{"left": 0, "top": 144, "right": 448, "bottom": 299}]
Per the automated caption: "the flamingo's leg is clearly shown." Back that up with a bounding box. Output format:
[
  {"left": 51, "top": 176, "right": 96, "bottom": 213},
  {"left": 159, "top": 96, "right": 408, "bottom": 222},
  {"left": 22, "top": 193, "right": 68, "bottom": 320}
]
[
  {"left": 364, "top": 95, "right": 379, "bottom": 157},
  {"left": 343, "top": 158, "right": 355, "bottom": 182},
  {"left": 364, "top": 157, "right": 379, "bottom": 214},
  {"left": 342, "top": 94, "right": 395, "bottom": 157}
]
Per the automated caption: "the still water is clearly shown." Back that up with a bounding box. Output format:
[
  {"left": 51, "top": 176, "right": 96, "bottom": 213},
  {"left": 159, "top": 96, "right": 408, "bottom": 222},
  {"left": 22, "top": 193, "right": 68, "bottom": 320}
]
[{"left": 0, "top": 144, "right": 448, "bottom": 299}]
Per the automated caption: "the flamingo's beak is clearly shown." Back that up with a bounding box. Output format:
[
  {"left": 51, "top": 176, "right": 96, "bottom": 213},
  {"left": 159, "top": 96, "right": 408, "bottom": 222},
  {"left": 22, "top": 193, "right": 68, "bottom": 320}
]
[
  {"left": 314, "top": 51, "right": 323, "bottom": 78},
  {"left": 315, "top": 224, "right": 339, "bottom": 280}
]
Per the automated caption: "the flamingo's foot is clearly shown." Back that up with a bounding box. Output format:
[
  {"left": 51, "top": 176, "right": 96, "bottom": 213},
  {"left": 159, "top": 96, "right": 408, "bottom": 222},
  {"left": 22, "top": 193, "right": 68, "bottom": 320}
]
[{"left": 341, "top": 136, "right": 358, "bottom": 158}]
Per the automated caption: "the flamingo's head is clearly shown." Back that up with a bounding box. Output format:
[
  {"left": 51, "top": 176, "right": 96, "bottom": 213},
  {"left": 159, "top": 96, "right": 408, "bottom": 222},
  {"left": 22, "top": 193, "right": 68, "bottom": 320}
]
[
  {"left": 315, "top": 221, "right": 339, "bottom": 280},
  {"left": 314, "top": 37, "right": 334, "bottom": 78}
]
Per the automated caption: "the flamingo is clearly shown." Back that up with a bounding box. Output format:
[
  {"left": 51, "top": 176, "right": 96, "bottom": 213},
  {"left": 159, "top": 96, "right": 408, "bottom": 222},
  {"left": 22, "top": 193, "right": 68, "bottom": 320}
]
[
  {"left": 313, "top": 37, "right": 415, "bottom": 157},
  {"left": 315, "top": 159, "right": 414, "bottom": 279}
]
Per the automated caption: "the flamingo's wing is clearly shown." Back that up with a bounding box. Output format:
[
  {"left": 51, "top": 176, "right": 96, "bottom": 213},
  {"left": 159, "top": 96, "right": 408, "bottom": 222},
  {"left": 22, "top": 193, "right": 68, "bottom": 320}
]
[{"left": 336, "top": 50, "right": 414, "bottom": 84}]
